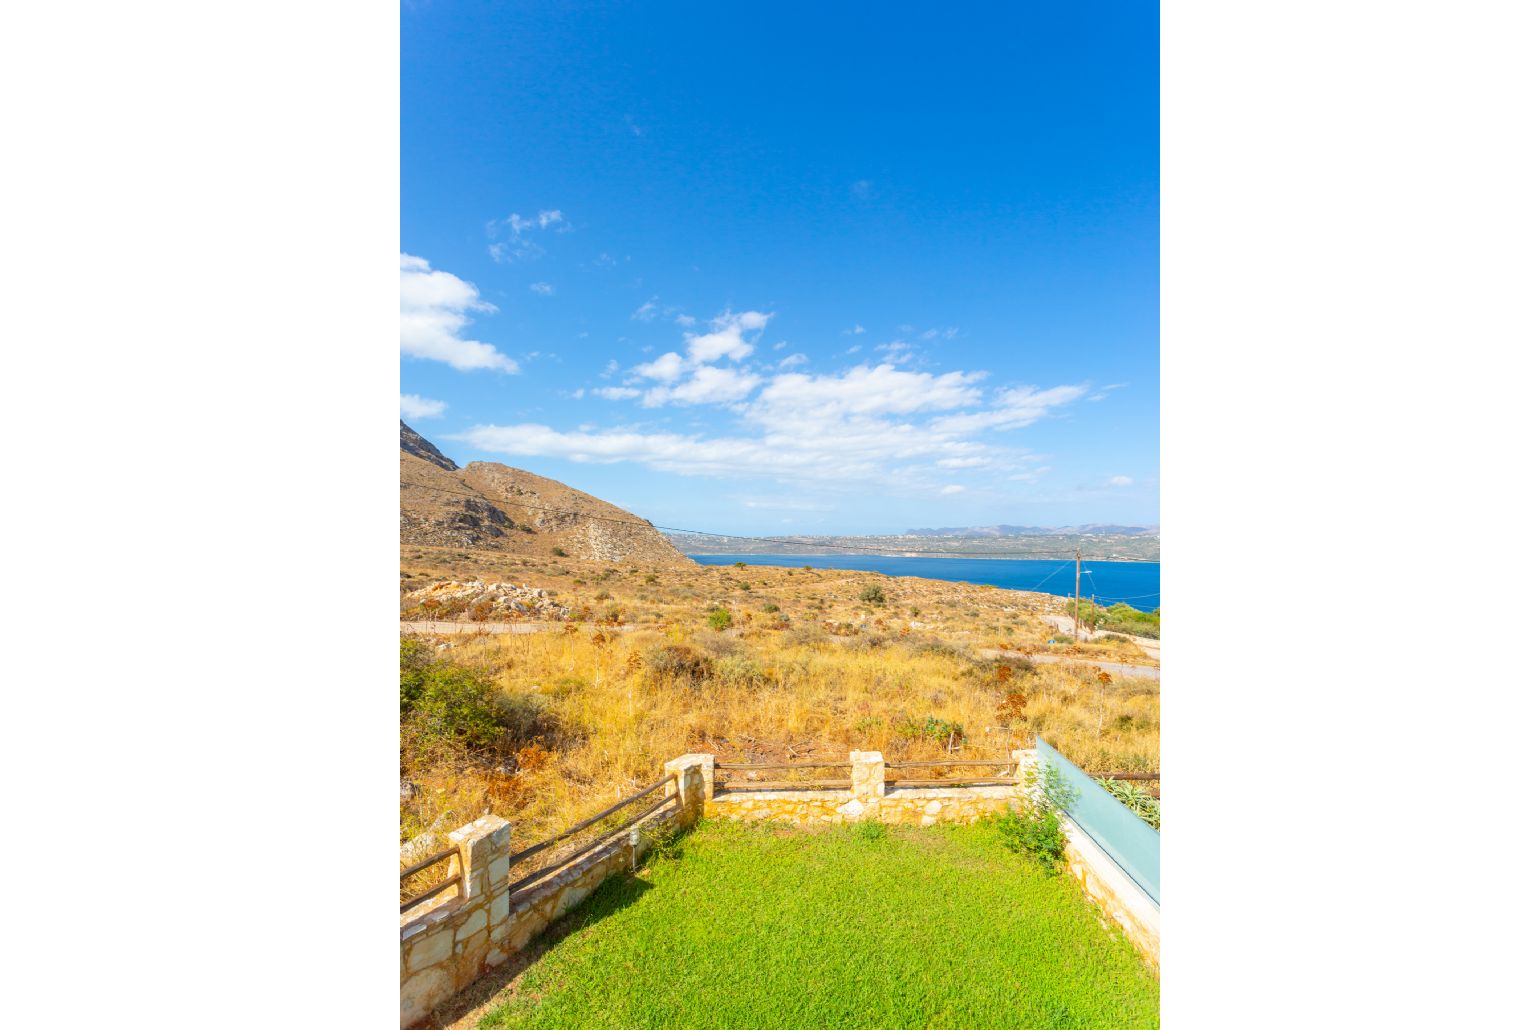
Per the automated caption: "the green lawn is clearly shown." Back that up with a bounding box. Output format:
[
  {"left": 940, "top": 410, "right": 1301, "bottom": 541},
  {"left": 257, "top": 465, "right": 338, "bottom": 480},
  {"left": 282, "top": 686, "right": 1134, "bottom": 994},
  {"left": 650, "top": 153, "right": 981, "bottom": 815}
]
[{"left": 481, "top": 820, "right": 1159, "bottom": 1029}]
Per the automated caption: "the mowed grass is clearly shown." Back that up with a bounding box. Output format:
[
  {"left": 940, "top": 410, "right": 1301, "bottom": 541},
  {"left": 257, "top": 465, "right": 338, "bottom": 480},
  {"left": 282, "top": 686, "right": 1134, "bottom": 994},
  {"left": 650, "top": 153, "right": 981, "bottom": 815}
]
[{"left": 480, "top": 820, "right": 1159, "bottom": 1030}]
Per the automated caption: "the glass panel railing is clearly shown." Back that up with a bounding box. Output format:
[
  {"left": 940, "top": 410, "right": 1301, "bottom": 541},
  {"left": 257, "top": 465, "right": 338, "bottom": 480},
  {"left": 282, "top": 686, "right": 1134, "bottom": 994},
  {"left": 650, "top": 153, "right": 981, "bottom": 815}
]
[{"left": 1036, "top": 737, "right": 1160, "bottom": 906}]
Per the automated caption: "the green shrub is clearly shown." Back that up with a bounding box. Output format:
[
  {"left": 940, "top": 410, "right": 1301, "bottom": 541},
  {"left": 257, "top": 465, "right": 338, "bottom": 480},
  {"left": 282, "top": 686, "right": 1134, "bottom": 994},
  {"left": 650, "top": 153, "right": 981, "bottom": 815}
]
[
  {"left": 1067, "top": 600, "right": 1160, "bottom": 639},
  {"left": 855, "top": 822, "right": 887, "bottom": 843},
  {"left": 996, "top": 807, "right": 1066, "bottom": 870},
  {"left": 551, "top": 546, "right": 568, "bottom": 557},
  {"left": 403, "top": 662, "right": 505, "bottom": 754},
  {"left": 707, "top": 607, "right": 733, "bottom": 631},
  {"left": 859, "top": 585, "right": 886, "bottom": 605},
  {"left": 997, "top": 763, "right": 1080, "bottom": 869},
  {"left": 733, "top": 561, "right": 747, "bottom": 569},
  {"left": 399, "top": 638, "right": 436, "bottom": 714},
  {"left": 1097, "top": 777, "right": 1161, "bottom": 830},
  {"left": 761, "top": 602, "right": 780, "bottom": 613},
  {"left": 899, "top": 714, "right": 965, "bottom": 746},
  {"left": 643, "top": 824, "right": 685, "bottom": 862}
]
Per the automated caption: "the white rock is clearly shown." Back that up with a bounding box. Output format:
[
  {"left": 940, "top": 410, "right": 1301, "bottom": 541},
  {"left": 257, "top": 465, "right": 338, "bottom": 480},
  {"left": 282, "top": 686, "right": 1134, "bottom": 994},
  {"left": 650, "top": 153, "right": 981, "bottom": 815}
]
[{"left": 836, "top": 798, "right": 865, "bottom": 819}]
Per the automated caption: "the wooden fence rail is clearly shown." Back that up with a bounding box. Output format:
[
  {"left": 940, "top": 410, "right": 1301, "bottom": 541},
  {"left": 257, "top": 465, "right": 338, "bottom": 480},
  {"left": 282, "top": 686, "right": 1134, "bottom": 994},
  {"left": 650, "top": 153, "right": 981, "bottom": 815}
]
[{"left": 508, "top": 775, "right": 672, "bottom": 867}]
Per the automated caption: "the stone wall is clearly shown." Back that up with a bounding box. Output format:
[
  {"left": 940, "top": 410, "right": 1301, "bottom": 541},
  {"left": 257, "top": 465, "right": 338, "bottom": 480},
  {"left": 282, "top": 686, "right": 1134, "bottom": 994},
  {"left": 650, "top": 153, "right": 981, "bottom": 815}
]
[
  {"left": 705, "top": 748, "right": 1031, "bottom": 826},
  {"left": 399, "top": 756, "right": 707, "bottom": 1028},
  {"left": 1063, "top": 818, "right": 1161, "bottom": 970},
  {"left": 401, "top": 747, "right": 1158, "bottom": 1026}
]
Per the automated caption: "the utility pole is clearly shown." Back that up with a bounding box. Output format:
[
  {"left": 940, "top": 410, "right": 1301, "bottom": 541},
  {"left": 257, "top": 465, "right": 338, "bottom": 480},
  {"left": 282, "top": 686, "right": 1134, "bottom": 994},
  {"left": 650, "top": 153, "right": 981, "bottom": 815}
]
[{"left": 1073, "top": 548, "right": 1082, "bottom": 641}]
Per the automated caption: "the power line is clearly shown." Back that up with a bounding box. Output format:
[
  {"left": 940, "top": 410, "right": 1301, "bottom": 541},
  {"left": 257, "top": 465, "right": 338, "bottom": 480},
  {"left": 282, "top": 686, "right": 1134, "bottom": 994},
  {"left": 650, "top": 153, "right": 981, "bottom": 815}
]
[{"left": 402, "top": 481, "right": 1161, "bottom": 563}]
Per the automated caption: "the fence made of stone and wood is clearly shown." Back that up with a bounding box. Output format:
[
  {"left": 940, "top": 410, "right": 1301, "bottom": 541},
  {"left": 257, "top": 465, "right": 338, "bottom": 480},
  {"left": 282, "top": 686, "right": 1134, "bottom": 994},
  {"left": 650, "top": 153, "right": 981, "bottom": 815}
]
[{"left": 399, "top": 745, "right": 1159, "bottom": 1027}]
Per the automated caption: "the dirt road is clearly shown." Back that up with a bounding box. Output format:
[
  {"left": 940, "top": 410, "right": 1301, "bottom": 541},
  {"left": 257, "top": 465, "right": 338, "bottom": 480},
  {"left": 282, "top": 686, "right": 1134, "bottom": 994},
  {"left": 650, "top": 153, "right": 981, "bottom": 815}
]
[
  {"left": 1039, "top": 614, "right": 1160, "bottom": 661},
  {"left": 401, "top": 621, "right": 635, "bottom": 636},
  {"left": 977, "top": 648, "right": 1159, "bottom": 681}
]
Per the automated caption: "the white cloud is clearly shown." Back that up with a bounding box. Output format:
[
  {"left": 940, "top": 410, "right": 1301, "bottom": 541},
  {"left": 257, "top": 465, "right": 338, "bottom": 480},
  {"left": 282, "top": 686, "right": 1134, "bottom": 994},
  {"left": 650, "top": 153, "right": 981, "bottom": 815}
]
[
  {"left": 846, "top": 345, "right": 862, "bottom": 354},
  {"left": 632, "top": 298, "right": 659, "bottom": 321},
  {"left": 466, "top": 313, "right": 1086, "bottom": 489},
  {"left": 843, "top": 324, "right": 866, "bottom": 336},
  {"left": 675, "top": 313, "right": 697, "bottom": 327},
  {"left": 537, "top": 209, "right": 563, "bottom": 228},
  {"left": 940, "top": 484, "right": 966, "bottom": 496},
  {"left": 600, "top": 359, "right": 619, "bottom": 378},
  {"left": 400, "top": 254, "right": 519, "bottom": 373},
  {"left": 642, "top": 366, "right": 761, "bottom": 408},
  {"left": 754, "top": 364, "right": 984, "bottom": 422},
  {"left": 634, "top": 351, "right": 686, "bottom": 382},
  {"left": 772, "top": 340, "right": 788, "bottom": 350},
  {"left": 400, "top": 393, "right": 446, "bottom": 419},
  {"left": 1108, "top": 475, "right": 1134, "bottom": 487},
  {"left": 685, "top": 310, "right": 770, "bottom": 363},
  {"left": 529, "top": 281, "right": 554, "bottom": 296}
]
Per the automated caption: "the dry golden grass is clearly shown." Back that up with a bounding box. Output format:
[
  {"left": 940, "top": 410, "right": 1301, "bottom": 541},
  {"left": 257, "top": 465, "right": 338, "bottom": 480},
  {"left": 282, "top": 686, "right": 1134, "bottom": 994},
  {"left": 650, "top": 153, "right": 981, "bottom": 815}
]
[{"left": 399, "top": 546, "right": 1159, "bottom": 858}]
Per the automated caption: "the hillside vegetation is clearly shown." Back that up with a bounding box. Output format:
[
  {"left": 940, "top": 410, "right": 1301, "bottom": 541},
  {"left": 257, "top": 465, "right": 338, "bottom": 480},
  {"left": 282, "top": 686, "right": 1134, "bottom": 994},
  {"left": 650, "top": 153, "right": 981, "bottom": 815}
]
[{"left": 399, "top": 547, "right": 1159, "bottom": 853}]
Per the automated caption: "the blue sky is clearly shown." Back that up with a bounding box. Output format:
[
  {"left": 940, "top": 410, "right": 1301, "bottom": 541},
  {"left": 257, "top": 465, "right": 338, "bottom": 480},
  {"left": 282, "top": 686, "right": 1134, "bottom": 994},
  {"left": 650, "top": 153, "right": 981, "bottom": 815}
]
[{"left": 402, "top": 2, "right": 1157, "bottom": 535}]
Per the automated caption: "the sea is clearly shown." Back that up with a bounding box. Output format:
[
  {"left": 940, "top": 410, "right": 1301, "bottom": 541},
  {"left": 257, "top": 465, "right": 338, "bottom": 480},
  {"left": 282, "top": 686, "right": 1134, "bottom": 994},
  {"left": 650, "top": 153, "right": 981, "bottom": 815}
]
[{"left": 687, "top": 554, "right": 1160, "bottom": 612}]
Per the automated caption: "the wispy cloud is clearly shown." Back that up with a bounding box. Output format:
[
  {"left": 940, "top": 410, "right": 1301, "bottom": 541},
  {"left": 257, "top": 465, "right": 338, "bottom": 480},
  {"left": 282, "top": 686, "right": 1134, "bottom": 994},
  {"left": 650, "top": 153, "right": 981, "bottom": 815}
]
[
  {"left": 1108, "top": 475, "right": 1134, "bottom": 487},
  {"left": 529, "top": 281, "right": 554, "bottom": 296},
  {"left": 843, "top": 324, "right": 866, "bottom": 336},
  {"left": 400, "top": 393, "right": 446, "bottom": 419},
  {"left": 1087, "top": 382, "right": 1130, "bottom": 402},
  {"left": 489, "top": 208, "right": 566, "bottom": 262},
  {"left": 594, "top": 386, "right": 641, "bottom": 400},
  {"left": 940, "top": 484, "right": 966, "bottom": 496},
  {"left": 458, "top": 358, "right": 1079, "bottom": 491},
  {"left": 851, "top": 179, "right": 872, "bottom": 199},
  {"left": 400, "top": 254, "right": 519, "bottom": 373}
]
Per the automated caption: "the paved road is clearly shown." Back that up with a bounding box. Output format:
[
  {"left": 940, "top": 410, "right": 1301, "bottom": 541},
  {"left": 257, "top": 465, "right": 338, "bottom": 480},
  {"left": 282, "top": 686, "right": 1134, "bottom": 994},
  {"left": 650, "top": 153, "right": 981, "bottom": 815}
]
[{"left": 978, "top": 648, "right": 1160, "bottom": 681}]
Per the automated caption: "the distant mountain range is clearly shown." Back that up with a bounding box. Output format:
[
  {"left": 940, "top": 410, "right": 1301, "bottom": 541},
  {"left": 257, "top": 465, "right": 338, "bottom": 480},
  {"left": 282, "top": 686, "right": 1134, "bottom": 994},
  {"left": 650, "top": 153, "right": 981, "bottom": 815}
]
[{"left": 903, "top": 524, "right": 1159, "bottom": 538}]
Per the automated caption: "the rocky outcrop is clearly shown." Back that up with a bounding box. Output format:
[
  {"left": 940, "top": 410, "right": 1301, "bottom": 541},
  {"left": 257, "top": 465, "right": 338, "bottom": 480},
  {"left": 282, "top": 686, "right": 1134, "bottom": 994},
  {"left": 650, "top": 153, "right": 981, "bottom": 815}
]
[
  {"left": 400, "top": 580, "right": 571, "bottom": 621},
  {"left": 399, "top": 423, "right": 692, "bottom": 566},
  {"left": 400, "top": 420, "right": 458, "bottom": 471}
]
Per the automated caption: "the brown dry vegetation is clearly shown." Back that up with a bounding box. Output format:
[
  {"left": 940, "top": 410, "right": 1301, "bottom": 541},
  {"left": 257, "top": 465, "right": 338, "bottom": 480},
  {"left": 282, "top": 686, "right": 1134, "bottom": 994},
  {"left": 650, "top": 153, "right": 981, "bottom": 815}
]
[{"left": 400, "top": 545, "right": 1159, "bottom": 857}]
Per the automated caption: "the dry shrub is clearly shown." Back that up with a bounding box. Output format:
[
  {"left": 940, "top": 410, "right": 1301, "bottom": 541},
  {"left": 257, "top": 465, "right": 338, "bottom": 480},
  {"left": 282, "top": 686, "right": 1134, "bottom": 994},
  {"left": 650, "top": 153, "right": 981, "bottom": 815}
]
[{"left": 644, "top": 644, "right": 713, "bottom": 686}]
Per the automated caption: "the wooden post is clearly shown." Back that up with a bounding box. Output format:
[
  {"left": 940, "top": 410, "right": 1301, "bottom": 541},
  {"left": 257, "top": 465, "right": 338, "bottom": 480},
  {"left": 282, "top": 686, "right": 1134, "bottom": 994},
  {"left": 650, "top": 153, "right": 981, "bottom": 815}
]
[{"left": 1073, "top": 549, "right": 1082, "bottom": 641}]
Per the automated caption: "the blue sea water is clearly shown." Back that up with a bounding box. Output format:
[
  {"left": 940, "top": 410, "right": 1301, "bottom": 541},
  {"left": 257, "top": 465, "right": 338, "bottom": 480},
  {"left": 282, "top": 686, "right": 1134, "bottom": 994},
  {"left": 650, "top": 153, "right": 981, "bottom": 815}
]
[{"left": 687, "top": 554, "right": 1160, "bottom": 611}]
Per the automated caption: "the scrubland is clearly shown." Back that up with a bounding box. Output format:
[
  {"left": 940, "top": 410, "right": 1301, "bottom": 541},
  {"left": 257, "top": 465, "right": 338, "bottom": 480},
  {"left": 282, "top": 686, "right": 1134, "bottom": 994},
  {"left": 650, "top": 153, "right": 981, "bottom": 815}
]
[{"left": 400, "top": 546, "right": 1159, "bottom": 855}]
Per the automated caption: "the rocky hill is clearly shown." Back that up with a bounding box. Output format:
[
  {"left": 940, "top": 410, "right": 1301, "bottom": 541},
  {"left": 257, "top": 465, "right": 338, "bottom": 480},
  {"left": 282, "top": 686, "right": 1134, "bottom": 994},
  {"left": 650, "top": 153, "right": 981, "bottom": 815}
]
[{"left": 400, "top": 421, "right": 692, "bottom": 566}]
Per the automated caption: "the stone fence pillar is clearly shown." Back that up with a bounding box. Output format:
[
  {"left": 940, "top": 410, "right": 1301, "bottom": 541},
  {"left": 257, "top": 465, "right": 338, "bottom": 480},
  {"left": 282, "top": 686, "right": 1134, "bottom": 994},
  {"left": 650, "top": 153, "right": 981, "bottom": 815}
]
[
  {"left": 850, "top": 751, "right": 885, "bottom": 800},
  {"left": 664, "top": 754, "right": 712, "bottom": 824},
  {"left": 401, "top": 814, "right": 511, "bottom": 1027}
]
